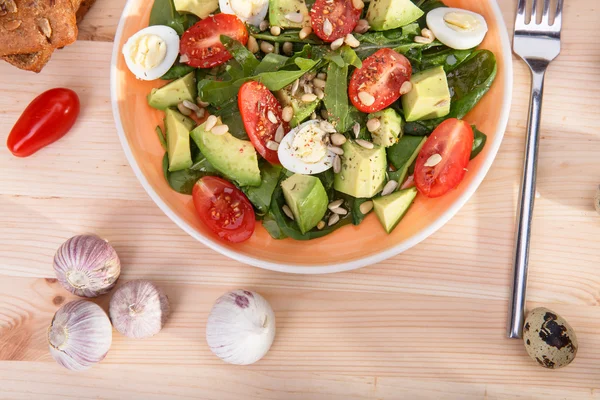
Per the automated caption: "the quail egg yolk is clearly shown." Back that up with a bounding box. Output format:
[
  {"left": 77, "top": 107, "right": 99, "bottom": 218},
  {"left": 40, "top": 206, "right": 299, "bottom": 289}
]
[
  {"left": 128, "top": 34, "right": 167, "bottom": 70},
  {"left": 291, "top": 124, "right": 328, "bottom": 164},
  {"left": 443, "top": 12, "right": 481, "bottom": 32}
]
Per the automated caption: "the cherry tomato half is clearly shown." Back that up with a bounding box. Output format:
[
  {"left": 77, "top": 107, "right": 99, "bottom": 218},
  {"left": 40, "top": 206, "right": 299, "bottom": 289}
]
[
  {"left": 414, "top": 119, "right": 474, "bottom": 198},
  {"left": 192, "top": 176, "right": 256, "bottom": 243},
  {"left": 310, "top": 0, "right": 361, "bottom": 42},
  {"left": 349, "top": 48, "right": 412, "bottom": 113},
  {"left": 180, "top": 14, "right": 248, "bottom": 69},
  {"left": 7, "top": 88, "right": 80, "bottom": 157},
  {"left": 239, "top": 81, "right": 289, "bottom": 165}
]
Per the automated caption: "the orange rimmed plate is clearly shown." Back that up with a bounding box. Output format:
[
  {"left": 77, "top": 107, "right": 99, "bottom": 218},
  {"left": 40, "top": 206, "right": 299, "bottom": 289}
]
[{"left": 111, "top": 0, "right": 513, "bottom": 274}]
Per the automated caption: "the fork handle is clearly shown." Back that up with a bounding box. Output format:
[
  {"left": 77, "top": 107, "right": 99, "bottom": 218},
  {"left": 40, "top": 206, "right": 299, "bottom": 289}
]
[{"left": 507, "top": 67, "right": 547, "bottom": 339}]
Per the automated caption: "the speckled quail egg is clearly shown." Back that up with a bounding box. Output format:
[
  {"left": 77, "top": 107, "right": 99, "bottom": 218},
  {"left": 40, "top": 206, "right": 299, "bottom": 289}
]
[{"left": 523, "top": 307, "right": 578, "bottom": 369}]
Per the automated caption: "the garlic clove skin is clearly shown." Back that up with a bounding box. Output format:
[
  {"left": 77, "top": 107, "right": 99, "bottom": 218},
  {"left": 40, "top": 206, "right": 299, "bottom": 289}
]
[
  {"left": 53, "top": 235, "right": 121, "bottom": 298},
  {"left": 48, "top": 300, "right": 113, "bottom": 371},
  {"left": 109, "top": 280, "right": 170, "bottom": 339},
  {"left": 206, "top": 290, "right": 276, "bottom": 365}
]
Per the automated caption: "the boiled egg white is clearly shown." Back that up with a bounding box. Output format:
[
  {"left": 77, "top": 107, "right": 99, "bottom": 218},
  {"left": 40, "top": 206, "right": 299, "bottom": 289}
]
[
  {"left": 278, "top": 120, "right": 336, "bottom": 175},
  {"left": 426, "top": 8, "right": 488, "bottom": 50},
  {"left": 219, "top": 0, "right": 269, "bottom": 27},
  {"left": 122, "top": 25, "right": 180, "bottom": 81}
]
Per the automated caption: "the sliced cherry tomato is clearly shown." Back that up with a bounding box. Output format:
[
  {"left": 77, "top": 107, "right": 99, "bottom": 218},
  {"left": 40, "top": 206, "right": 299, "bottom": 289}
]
[
  {"left": 238, "top": 81, "right": 289, "bottom": 165},
  {"left": 7, "top": 88, "right": 80, "bottom": 157},
  {"left": 180, "top": 14, "right": 248, "bottom": 69},
  {"left": 349, "top": 48, "right": 412, "bottom": 113},
  {"left": 192, "top": 176, "right": 256, "bottom": 243},
  {"left": 310, "top": 0, "right": 361, "bottom": 42},
  {"left": 414, "top": 119, "right": 474, "bottom": 198}
]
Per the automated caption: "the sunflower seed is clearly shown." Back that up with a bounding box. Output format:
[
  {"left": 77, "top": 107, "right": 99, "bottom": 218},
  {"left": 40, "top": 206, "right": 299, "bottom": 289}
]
[
  {"left": 282, "top": 41, "right": 294, "bottom": 56},
  {"left": 323, "top": 18, "right": 333, "bottom": 36},
  {"left": 354, "top": 19, "right": 370, "bottom": 34},
  {"left": 382, "top": 180, "right": 399, "bottom": 196},
  {"left": 299, "top": 26, "right": 312, "bottom": 39},
  {"left": 328, "top": 213, "right": 340, "bottom": 226},
  {"left": 366, "top": 118, "right": 381, "bottom": 133},
  {"left": 320, "top": 120, "right": 336, "bottom": 133},
  {"left": 332, "top": 207, "right": 348, "bottom": 215},
  {"left": 285, "top": 12, "right": 304, "bottom": 23},
  {"left": 328, "top": 199, "right": 344, "bottom": 210},
  {"left": 353, "top": 122, "right": 361, "bottom": 138},
  {"left": 282, "top": 106, "right": 294, "bottom": 122},
  {"left": 205, "top": 115, "right": 218, "bottom": 131},
  {"left": 424, "top": 153, "right": 442, "bottom": 167},
  {"left": 317, "top": 221, "right": 326, "bottom": 230},
  {"left": 330, "top": 37, "right": 344, "bottom": 51},
  {"left": 358, "top": 91, "right": 375, "bottom": 106},
  {"left": 352, "top": 0, "right": 364, "bottom": 9},
  {"left": 282, "top": 205, "right": 294, "bottom": 220},
  {"left": 328, "top": 146, "right": 344, "bottom": 156},
  {"left": 183, "top": 100, "right": 201, "bottom": 112},
  {"left": 421, "top": 28, "right": 435, "bottom": 41},
  {"left": 259, "top": 20, "right": 270, "bottom": 31},
  {"left": 266, "top": 140, "right": 280, "bottom": 151},
  {"left": 344, "top": 33, "right": 360, "bottom": 48},
  {"left": 414, "top": 35, "right": 433, "bottom": 44},
  {"left": 275, "top": 124, "right": 285, "bottom": 143},
  {"left": 179, "top": 54, "right": 190, "bottom": 63},
  {"left": 302, "top": 93, "right": 318, "bottom": 103},
  {"left": 247, "top": 36, "right": 259, "bottom": 53},
  {"left": 312, "top": 78, "right": 326, "bottom": 89},
  {"left": 260, "top": 41, "right": 275, "bottom": 54},
  {"left": 197, "top": 97, "right": 209, "bottom": 107},
  {"left": 359, "top": 201, "right": 374, "bottom": 215},
  {"left": 400, "top": 81, "right": 413, "bottom": 95},
  {"left": 37, "top": 18, "right": 52, "bottom": 39},
  {"left": 333, "top": 155, "right": 342, "bottom": 173},
  {"left": 314, "top": 87, "right": 325, "bottom": 100},
  {"left": 330, "top": 133, "right": 347, "bottom": 146},
  {"left": 177, "top": 102, "right": 193, "bottom": 116},
  {"left": 267, "top": 110, "right": 278, "bottom": 124},
  {"left": 356, "top": 139, "right": 374, "bottom": 149},
  {"left": 303, "top": 84, "right": 313, "bottom": 94},
  {"left": 270, "top": 26, "right": 281, "bottom": 36},
  {"left": 211, "top": 124, "right": 229, "bottom": 135},
  {"left": 291, "top": 79, "right": 300, "bottom": 96},
  {"left": 4, "top": 19, "right": 21, "bottom": 30}
]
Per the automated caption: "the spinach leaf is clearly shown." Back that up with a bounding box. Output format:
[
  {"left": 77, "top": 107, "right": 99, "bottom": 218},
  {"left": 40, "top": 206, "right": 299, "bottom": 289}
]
[
  {"left": 265, "top": 186, "right": 352, "bottom": 241},
  {"left": 404, "top": 50, "right": 497, "bottom": 135},
  {"left": 243, "top": 163, "right": 282, "bottom": 215},
  {"left": 149, "top": 0, "right": 187, "bottom": 35},
  {"left": 221, "top": 36, "right": 260, "bottom": 76},
  {"left": 418, "top": 47, "right": 474, "bottom": 73},
  {"left": 414, "top": 0, "right": 447, "bottom": 27},
  {"left": 255, "top": 54, "right": 289, "bottom": 74},
  {"left": 257, "top": 58, "right": 319, "bottom": 90},
  {"left": 325, "top": 45, "right": 362, "bottom": 68},
  {"left": 470, "top": 126, "right": 487, "bottom": 159},
  {"left": 335, "top": 194, "right": 372, "bottom": 226},
  {"left": 324, "top": 61, "right": 349, "bottom": 131},
  {"left": 252, "top": 31, "right": 324, "bottom": 45},
  {"left": 209, "top": 100, "right": 248, "bottom": 140},
  {"left": 156, "top": 126, "right": 167, "bottom": 151},
  {"left": 387, "top": 135, "right": 427, "bottom": 170},
  {"left": 262, "top": 213, "right": 288, "bottom": 239},
  {"left": 162, "top": 153, "right": 204, "bottom": 195},
  {"left": 160, "top": 63, "right": 195, "bottom": 80}
]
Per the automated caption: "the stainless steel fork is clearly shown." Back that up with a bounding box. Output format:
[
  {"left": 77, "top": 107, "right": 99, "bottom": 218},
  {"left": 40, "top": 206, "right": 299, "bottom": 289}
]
[{"left": 508, "top": 0, "right": 564, "bottom": 339}]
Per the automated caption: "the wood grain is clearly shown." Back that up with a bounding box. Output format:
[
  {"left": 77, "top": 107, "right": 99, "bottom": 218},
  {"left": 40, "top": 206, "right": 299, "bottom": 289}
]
[{"left": 1, "top": 0, "right": 600, "bottom": 398}]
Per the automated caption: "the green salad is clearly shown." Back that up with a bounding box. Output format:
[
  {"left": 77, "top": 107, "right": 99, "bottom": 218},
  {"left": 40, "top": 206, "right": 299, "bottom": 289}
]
[{"left": 121, "top": 0, "right": 496, "bottom": 243}]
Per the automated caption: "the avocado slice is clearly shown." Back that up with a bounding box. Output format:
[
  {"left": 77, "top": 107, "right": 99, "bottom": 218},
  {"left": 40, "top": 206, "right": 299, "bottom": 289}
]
[
  {"left": 402, "top": 66, "right": 451, "bottom": 122},
  {"left": 148, "top": 72, "right": 197, "bottom": 110},
  {"left": 174, "top": 0, "right": 217, "bottom": 18},
  {"left": 190, "top": 119, "right": 261, "bottom": 187},
  {"left": 366, "top": 0, "right": 424, "bottom": 31},
  {"left": 276, "top": 88, "right": 320, "bottom": 128},
  {"left": 281, "top": 174, "right": 328, "bottom": 234},
  {"left": 368, "top": 108, "right": 404, "bottom": 148},
  {"left": 373, "top": 187, "right": 418, "bottom": 233},
  {"left": 334, "top": 140, "right": 387, "bottom": 199},
  {"left": 269, "top": 0, "right": 310, "bottom": 28},
  {"left": 165, "top": 108, "right": 195, "bottom": 172}
]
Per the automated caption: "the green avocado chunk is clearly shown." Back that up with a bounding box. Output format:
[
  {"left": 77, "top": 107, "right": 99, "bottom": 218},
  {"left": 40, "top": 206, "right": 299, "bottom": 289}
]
[
  {"left": 366, "top": 0, "right": 424, "bottom": 31},
  {"left": 334, "top": 140, "right": 387, "bottom": 199},
  {"left": 402, "top": 66, "right": 451, "bottom": 122},
  {"left": 281, "top": 174, "right": 328, "bottom": 234},
  {"left": 276, "top": 87, "right": 320, "bottom": 128},
  {"left": 165, "top": 108, "right": 195, "bottom": 172},
  {"left": 373, "top": 187, "right": 418, "bottom": 233},
  {"left": 190, "top": 119, "right": 261, "bottom": 187},
  {"left": 368, "top": 108, "right": 404, "bottom": 148},
  {"left": 269, "top": 0, "right": 310, "bottom": 28},
  {"left": 174, "top": 0, "right": 217, "bottom": 18},
  {"left": 148, "top": 72, "right": 197, "bottom": 110}
]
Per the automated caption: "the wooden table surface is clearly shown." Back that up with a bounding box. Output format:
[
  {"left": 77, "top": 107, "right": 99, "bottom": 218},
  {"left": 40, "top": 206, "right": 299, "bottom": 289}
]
[{"left": 1, "top": 1, "right": 599, "bottom": 399}]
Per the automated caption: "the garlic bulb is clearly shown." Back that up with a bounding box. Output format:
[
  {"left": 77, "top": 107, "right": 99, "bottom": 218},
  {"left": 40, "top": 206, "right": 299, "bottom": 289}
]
[
  {"left": 206, "top": 290, "right": 276, "bottom": 365},
  {"left": 109, "top": 280, "right": 170, "bottom": 339},
  {"left": 48, "top": 300, "right": 113, "bottom": 371},
  {"left": 53, "top": 235, "right": 121, "bottom": 298}
]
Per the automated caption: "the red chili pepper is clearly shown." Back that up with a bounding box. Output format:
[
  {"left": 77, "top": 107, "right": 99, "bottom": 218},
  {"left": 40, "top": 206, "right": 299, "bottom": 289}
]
[{"left": 7, "top": 88, "right": 80, "bottom": 157}]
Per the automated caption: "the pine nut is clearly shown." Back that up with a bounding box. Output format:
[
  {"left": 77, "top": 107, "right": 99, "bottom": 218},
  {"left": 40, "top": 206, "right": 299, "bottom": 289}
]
[
  {"left": 247, "top": 36, "right": 259, "bottom": 53},
  {"left": 266, "top": 140, "right": 280, "bottom": 151},
  {"left": 381, "top": 180, "right": 399, "bottom": 196},
  {"left": 211, "top": 124, "right": 229, "bottom": 136},
  {"left": 283, "top": 41, "right": 294, "bottom": 55},
  {"left": 259, "top": 20, "right": 269, "bottom": 31},
  {"left": 414, "top": 36, "right": 433, "bottom": 44},
  {"left": 196, "top": 108, "right": 205, "bottom": 119},
  {"left": 333, "top": 155, "right": 342, "bottom": 174},
  {"left": 323, "top": 19, "right": 333, "bottom": 36},
  {"left": 421, "top": 28, "right": 435, "bottom": 41},
  {"left": 354, "top": 19, "right": 370, "bottom": 34},
  {"left": 302, "top": 93, "right": 318, "bottom": 102},
  {"left": 331, "top": 133, "right": 347, "bottom": 146},
  {"left": 317, "top": 221, "right": 326, "bottom": 230},
  {"left": 291, "top": 79, "right": 300, "bottom": 96},
  {"left": 267, "top": 110, "right": 278, "bottom": 124},
  {"left": 282, "top": 106, "right": 294, "bottom": 122},
  {"left": 315, "top": 87, "right": 325, "bottom": 100},
  {"left": 367, "top": 118, "right": 381, "bottom": 133},
  {"left": 303, "top": 84, "right": 314, "bottom": 94},
  {"left": 424, "top": 154, "right": 442, "bottom": 167},
  {"left": 312, "top": 78, "right": 326, "bottom": 89},
  {"left": 400, "top": 81, "right": 413, "bottom": 95},
  {"left": 179, "top": 54, "right": 190, "bottom": 63},
  {"left": 344, "top": 33, "right": 360, "bottom": 48},
  {"left": 317, "top": 73, "right": 327, "bottom": 80},
  {"left": 177, "top": 103, "right": 193, "bottom": 116},
  {"left": 352, "top": 0, "right": 364, "bottom": 10},
  {"left": 205, "top": 115, "right": 218, "bottom": 131},
  {"left": 330, "top": 37, "right": 344, "bottom": 51},
  {"left": 328, "top": 146, "right": 344, "bottom": 156},
  {"left": 183, "top": 100, "right": 200, "bottom": 112},
  {"left": 356, "top": 139, "right": 374, "bottom": 149},
  {"left": 270, "top": 26, "right": 281, "bottom": 36},
  {"left": 299, "top": 26, "right": 312, "bottom": 39},
  {"left": 320, "top": 120, "right": 336, "bottom": 133},
  {"left": 260, "top": 41, "right": 275, "bottom": 54},
  {"left": 360, "top": 201, "right": 374, "bottom": 215},
  {"left": 358, "top": 91, "right": 375, "bottom": 106},
  {"left": 275, "top": 124, "right": 286, "bottom": 143}
]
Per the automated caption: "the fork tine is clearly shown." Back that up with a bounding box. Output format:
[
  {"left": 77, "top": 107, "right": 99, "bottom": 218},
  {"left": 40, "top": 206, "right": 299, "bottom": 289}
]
[
  {"left": 531, "top": 0, "right": 539, "bottom": 23},
  {"left": 516, "top": 0, "right": 527, "bottom": 24},
  {"left": 554, "top": 0, "right": 564, "bottom": 28},
  {"left": 542, "top": 0, "right": 551, "bottom": 22}
]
